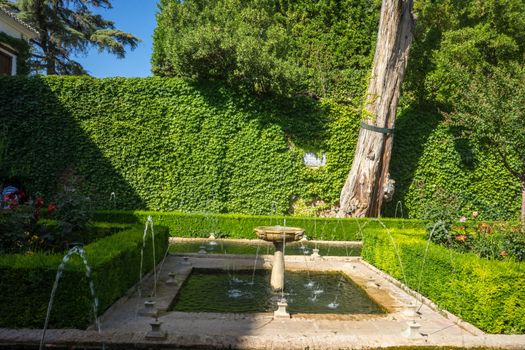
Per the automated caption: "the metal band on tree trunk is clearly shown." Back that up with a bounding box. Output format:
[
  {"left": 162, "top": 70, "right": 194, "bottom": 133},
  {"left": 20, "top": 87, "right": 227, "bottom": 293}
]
[{"left": 360, "top": 121, "right": 395, "bottom": 134}]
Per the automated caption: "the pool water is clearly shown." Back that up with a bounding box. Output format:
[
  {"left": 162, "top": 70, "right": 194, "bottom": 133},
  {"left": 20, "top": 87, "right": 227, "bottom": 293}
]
[{"left": 171, "top": 269, "right": 385, "bottom": 314}]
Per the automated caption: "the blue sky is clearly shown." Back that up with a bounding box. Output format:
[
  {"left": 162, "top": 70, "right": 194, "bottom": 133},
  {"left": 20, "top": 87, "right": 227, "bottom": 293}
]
[{"left": 74, "top": 0, "right": 158, "bottom": 78}]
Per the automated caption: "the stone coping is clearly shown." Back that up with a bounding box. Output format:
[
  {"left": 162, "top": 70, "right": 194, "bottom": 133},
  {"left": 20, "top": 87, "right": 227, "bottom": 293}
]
[{"left": 169, "top": 236, "right": 363, "bottom": 246}]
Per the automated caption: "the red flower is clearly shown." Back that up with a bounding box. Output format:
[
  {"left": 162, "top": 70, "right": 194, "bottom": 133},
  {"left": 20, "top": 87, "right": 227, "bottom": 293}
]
[
  {"left": 47, "top": 203, "right": 57, "bottom": 214},
  {"left": 35, "top": 196, "right": 44, "bottom": 208}
]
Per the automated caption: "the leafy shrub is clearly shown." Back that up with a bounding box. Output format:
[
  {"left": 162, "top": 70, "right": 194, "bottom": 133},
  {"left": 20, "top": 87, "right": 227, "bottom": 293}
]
[
  {"left": 427, "top": 209, "right": 525, "bottom": 262},
  {"left": 0, "top": 224, "right": 169, "bottom": 328},
  {"left": 421, "top": 188, "right": 461, "bottom": 245},
  {"left": 0, "top": 172, "right": 94, "bottom": 253},
  {"left": 503, "top": 229, "right": 525, "bottom": 261},
  {"left": 53, "top": 170, "right": 93, "bottom": 238},
  {"left": 0, "top": 197, "right": 56, "bottom": 253},
  {"left": 361, "top": 228, "right": 525, "bottom": 334},
  {"left": 94, "top": 210, "right": 424, "bottom": 241}
]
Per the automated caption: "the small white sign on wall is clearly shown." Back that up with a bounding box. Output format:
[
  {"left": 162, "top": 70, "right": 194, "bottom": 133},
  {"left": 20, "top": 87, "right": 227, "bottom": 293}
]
[{"left": 303, "top": 152, "right": 326, "bottom": 168}]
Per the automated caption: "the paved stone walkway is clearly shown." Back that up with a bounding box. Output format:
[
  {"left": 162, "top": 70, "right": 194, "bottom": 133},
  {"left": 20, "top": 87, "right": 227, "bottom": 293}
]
[{"left": 1, "top": 252, "right": 524, "bottom": 349}]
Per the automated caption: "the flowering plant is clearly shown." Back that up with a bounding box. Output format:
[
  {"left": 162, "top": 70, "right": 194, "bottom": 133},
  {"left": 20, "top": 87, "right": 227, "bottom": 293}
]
[
  {"left": 444, "top": 211, "right": 524, "bottom": 261},
  {"left": 0, "top": 195, "right": 57, "bottom": 253}
]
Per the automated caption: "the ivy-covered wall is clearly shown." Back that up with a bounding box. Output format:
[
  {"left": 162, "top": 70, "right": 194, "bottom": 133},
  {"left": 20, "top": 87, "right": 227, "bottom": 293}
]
[
  {"left": 0, "top": 76, "right": 360, "bottom": 214},
  {"left": 386, "top": 107, "right": 522, "bottom": 220},
  {"left": 0, "top": 76, "right": 521, "bottom": 219}
]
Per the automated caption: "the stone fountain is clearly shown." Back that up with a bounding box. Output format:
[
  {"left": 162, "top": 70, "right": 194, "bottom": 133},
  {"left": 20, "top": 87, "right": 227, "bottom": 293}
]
[{"left": 255, "top": 225, "right": 304, "bottom": 291}]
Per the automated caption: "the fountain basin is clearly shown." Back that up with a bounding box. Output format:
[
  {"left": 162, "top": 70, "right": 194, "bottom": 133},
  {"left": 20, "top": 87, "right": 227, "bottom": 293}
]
[
  {"left": 171, "top": 269, "right": 385, "bottom": 315},
  {"left": 254, "top": 226, "right": 304, "bottom": 243},
  {"left": 255, "top": 225, "right": 305, "bottom": 291}
]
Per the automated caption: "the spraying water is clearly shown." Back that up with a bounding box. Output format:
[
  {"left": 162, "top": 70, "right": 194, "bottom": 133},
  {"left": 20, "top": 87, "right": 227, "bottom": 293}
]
[
  {"left": 139, "top": 215, "right": 157, "bottom": 297},
  {"left": 327, "top": 275, "right": 345, "bottom": 309},
  {"left": 416, "top": 221, "right": 445, "bottom": 294},
  {"left": 281, "top": 218, "right": 287, "bottom": 300},
  {"left": 394, "top": 201, "right": 406, "bottom": 230},
  {"left": 353, "top": 217, "right": 364, "bottom": 242},
  {"left": 154, "top": 245, "right": 172, "bottom": 287},
  {"left": 109, "top": 192, "right": 116, "bottom": 209},
  {"left": 314, "top": 212, "right": 319, "bottom": 251},
  {"left": 270, "top": 201, "right": 277, "bottom": 227},
  {"left": 250, "top": 242, "right": 262, "bottom": 286},
  {"left": 336, "top": 217, "right": 350, "bottom": 256},
  {"left": 370, "top": 218, "right": 408, "bottom": 286},
  {"left": 40, "top": 246, "right": 101, "bottom": 350}
]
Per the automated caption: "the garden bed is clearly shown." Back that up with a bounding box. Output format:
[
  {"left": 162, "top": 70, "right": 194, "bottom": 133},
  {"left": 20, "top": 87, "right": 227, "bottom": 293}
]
[
  {"left": 361, "top": 228, "right": 525, "bottom": 334},
  {"left": 0, "top": 223, "right": 169, "bottom": 329}
]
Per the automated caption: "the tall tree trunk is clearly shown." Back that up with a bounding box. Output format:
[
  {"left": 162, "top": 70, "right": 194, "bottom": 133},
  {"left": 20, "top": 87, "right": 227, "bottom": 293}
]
[{"left": 339, "top": 0, "right": 415, "bottom": 217}]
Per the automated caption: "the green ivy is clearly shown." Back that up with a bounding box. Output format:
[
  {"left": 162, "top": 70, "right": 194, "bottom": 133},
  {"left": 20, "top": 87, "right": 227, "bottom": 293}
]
[
  {"left": 384, "top": 107, "right": 521, "bottom": 220},
  {"left": 0, "top": 75, "right": 521, "bottom": 219},
  {"left": 0, "top": 32, "right": 30, "bottom": 75}
]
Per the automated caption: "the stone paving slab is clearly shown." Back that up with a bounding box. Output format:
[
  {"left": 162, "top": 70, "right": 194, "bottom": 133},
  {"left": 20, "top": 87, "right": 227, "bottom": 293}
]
[{"left": 1, "top": 253, "right": 524, "bottom": 349}]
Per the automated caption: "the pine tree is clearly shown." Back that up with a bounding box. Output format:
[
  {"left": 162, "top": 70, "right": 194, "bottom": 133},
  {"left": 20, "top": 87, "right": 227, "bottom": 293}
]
[{"left": 10, "top": 0, "right": 139, "bottom": 74}]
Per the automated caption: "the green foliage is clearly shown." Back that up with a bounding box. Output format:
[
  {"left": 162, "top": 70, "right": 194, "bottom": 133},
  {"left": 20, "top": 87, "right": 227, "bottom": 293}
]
[
  {"left": 0, "top": 32, "right": 30, "bottom": 75},
  {"left": 384, "top": 0, "right": 525, "bottom": 220},
  {"left": 152, "top": 0, "right": 380, "bottom": 100},
  {"left": 448, "top": 64, "right": 525, "bottom": 189},
  {"left": 0, "top": 74, "right": 522, "bottom": 218},
  {"left": 11, "top": 0, "right": 139, "bottom": 74},
  {"left": 429, "top": 215, "right": 525, "bottom": 262},
  {"left": 152, "top": 0, "right": 304, "bottom": 95},
  {"left": 53, "top": 170, "right": 93, "bottom": 236},
  {"left": 361, "top": 228, "right": 525, "bottom": 334},
  {"left": 151, "top": 0, "right": 524, "bottom": 218},
  {"left": 404, "top": 0, "right": 525, "bottom": 106},
  {"left": 0, "top": 75, "right": 354, "bottom": 214},
  {"left": 385, "top": 107, "right": 521, "bottom": 220},
  {"left": 94, "top": 210, "right": 424, "bottom": 241},
  {"left": 0, "top": 203, "right": 39, "bottom": 253},
  {"left": 0, "top": 224, "right": 169, "bottom": 328}
]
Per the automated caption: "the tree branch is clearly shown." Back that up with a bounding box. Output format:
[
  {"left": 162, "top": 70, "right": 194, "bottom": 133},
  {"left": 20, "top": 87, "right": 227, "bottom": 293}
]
[{"left": 496, "top": 148, "right": 521, "bottom": 179}]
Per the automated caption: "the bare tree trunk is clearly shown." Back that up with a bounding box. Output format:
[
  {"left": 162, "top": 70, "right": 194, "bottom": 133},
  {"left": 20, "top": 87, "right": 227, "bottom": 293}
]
[{"left": 339, "top": 0, "right": 415, "bottom": 217}]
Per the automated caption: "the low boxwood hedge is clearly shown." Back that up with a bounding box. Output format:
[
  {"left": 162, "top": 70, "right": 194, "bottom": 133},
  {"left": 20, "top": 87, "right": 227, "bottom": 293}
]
[
  {"left": 94, "top": 210, "right": 425, "bottom": 241},
  {"left": 361, "top": 229, "right": 525, "bottom": 334},
  {"left": 0, "top": 224, "right": 169, "bottom": 329}
]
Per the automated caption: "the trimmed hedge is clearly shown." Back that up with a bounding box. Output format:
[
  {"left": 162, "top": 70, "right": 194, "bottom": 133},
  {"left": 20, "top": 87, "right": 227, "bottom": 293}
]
[
  {"left": 361, "top": 228, "right": 525, "bottom": 334},
  {"left": 94, "top": 210, "right": 424, "bottom": 241},
  {"left": 0, "top": 76, "right": 521, "bottom": 219},
  {"left": 0, "top": 224, "right": 169, "bottom": 329}
]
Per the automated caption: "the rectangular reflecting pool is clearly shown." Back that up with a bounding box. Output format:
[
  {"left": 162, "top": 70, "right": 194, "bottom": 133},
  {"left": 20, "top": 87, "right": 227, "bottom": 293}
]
[
  {"left": 171, "top": 269, "right": 385, "bottom": 314},
  {"left": 170, "top": 240, "right": 361, "bottom": 256}
]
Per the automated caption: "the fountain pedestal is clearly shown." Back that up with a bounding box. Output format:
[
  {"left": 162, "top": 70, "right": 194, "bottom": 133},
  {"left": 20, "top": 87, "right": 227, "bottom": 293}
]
[
  {"left": 270, "top": 241, "right": 285, "bottom": 291},
  {"left": 274, "top": 299, "right": 290, "bottom": 319},
  {"left": 255, "top": 226, "right": 304, "bottom": 292}
]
